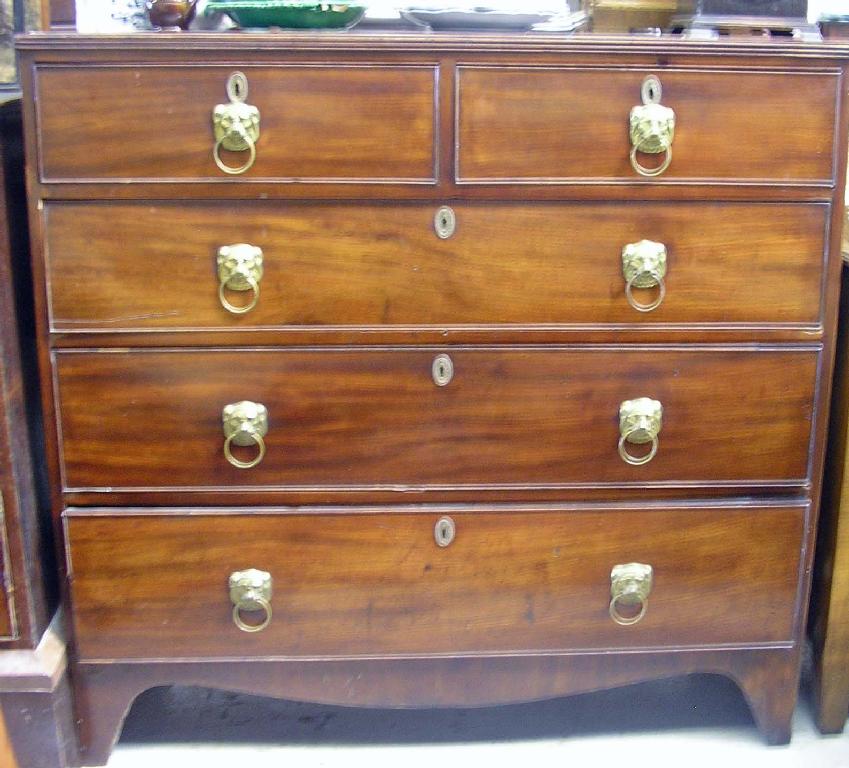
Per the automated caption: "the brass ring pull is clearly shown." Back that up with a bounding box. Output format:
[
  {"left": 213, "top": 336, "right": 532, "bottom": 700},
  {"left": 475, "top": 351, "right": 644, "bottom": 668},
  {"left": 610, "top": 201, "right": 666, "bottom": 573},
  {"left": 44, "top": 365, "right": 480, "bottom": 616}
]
[
  {"left": 629, "top": 78, "right": 675, "bottom": 179},
  {"left": 618, "top": 398, "right": 663, "bottom": 467},
  {"left": 232, "top": 596, "right": 272, "bottom": 633},
  {"left": 630, "top": 141, "right": 672, "bottom": 178},
  {"left": 618, "top": 431, "right": 659, "bottom": 466},
  {"left": 222, "top": 401, "right": 268, "bottom": 470},
  {"left": 213, "top": 134, "right": 257, "bottom": 176},
  {"left": 609, "top": 563, "right": 653, "bottom": 627},
  {"left": 625, "top": 269, "right": 666, "bottom": 313},
  {"left": 212, "top": 73, "right": 260, "bottom": 177},
  {"left": 223, "top": 429, "right": 266, "bottom": 470},
  {"left": 229, "top": 569, "right": 273, "bottom": 633},
  {"left": 219, "top": 273, "right": 260, "bottom": 315},
  {"left": 609, "top": 591, "right": 648, "bottom": 626},
  {"left": 217, "top": 244, "right": 264, "bottom": 316}
]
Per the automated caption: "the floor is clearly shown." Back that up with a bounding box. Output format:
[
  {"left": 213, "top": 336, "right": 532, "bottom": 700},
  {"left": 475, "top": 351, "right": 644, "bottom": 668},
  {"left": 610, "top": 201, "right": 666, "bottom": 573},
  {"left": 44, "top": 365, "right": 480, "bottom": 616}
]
[{"left": 104, "top": 657, "right": 849, "bottom": 768}]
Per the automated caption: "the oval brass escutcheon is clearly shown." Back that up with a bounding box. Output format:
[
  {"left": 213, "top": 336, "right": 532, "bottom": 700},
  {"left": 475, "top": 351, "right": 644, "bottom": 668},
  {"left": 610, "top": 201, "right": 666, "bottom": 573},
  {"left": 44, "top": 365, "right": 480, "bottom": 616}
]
[
  {"left": 435, "top": 516, "right": 456, "bottom": 548},
  {"left": 641, "top": 75, "right": 662, "bottom": 105},
  {"left": 227, "top": 71, "right": 249, "bottom": 104},
  {"left": 434, "top": 206, "right": 456, "bottom": 239},
  {"left": 432, "top": 354, "right": 454, "bottom": 387}
]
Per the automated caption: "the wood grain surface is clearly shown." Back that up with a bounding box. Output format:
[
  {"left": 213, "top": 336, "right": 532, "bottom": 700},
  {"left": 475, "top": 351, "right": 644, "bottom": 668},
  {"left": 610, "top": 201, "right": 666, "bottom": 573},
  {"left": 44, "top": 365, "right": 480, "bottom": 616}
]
[
  {"left": 43, "top": 201, "right": 828, "bottom": 333},
  {"left": 65, "top": 503, "right": 806, "bottom": 660},
  {"left": 35, "top": 65, "right": 438, "bottom": 182},
  {"left": 74, "top": 648, "right": 802, "bottom": 763},
  {"left": 54, "top": 347, "right": 818, "bottom": 493},
  {"left": 811, "top": 266, "right": 849, "bottom": 733},
  {"left": 457, "top": 67, "right": 838, "bottom": 183},
  {"left": 0, "top": 98, "right": 55, "bottom": 649}
]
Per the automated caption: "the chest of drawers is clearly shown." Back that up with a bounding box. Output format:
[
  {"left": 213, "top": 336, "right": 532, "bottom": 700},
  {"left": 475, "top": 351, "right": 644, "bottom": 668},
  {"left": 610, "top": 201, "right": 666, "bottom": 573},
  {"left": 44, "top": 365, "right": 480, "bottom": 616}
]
[{"left": 17, "top": 31, "right": 849, "bottom": 765}]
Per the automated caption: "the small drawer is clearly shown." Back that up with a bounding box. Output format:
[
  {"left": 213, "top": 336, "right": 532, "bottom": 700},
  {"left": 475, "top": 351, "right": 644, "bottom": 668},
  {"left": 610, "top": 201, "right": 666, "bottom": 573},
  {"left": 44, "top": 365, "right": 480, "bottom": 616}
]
[
  {"left": 44, "top": 201, "right": 828, "bottom": 333},
  {"left": 65, "top": 503, "right": 806, "bottom": 661},
  {"left": 54, "top": 347, "right": 817, "bottom": 494},
  {"left": 35, "top": 64, "right": 437, "bottom": 182},
  {"left": 457, "top": 66, "right": 838, "bottom": 184}
]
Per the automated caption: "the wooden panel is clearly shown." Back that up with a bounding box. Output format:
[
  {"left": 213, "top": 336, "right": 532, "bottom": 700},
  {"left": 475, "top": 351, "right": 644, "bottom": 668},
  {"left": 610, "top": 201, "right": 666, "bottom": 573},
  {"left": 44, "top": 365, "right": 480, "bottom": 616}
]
[
  {"left": 0, "top": 99, "right": 45, "bottom": 648},
  {"left": 0, "top": 530, "right": 10, "bottom": 638},
  {"left": 44, "top": 201, "right": 828, "bottom": 333},
  {"left": 54, "top": 348, "right": 817, "bottom": 492},
  {"left": 35, "top": 65, "right": 437, "bottom": 182},
  {"left": 65, "top": 504, "right": 805, "bottom": 660},
  {"left": 811, "top": 266, "right": 849, "bottom": 732},
  {"left": 45, "top": 0, "right": 74, "bottom": 28},
  {"left": 457, "top": 67, "right": 838, "bottom": 183}
]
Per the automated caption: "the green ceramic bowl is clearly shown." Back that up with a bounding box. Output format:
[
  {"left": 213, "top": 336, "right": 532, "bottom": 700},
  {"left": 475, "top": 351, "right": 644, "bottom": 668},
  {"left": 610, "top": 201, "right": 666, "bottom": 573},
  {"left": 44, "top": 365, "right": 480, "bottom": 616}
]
[{"left": 205, "top": 1, "right": 366, "bottom": 29}]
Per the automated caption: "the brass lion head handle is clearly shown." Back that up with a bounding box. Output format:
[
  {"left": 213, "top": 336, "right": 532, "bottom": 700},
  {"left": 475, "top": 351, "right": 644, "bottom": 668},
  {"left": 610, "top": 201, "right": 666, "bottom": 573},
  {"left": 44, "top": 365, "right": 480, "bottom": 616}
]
[
  {"left": 229, "top": 568, "right": 272, "bottom": 633},
  {"left": 621, "top": 240, "right": 667, "bottom": 313},
  {"left": 618, "top": 398, "right": 663, "bottom": 466},
  {"left": 630, "top": 76, "right": 675, "bottom": 178},
  {"left": 609, "top": 563, "right": 653, "bottom": 626},
  {"left": 212, "top": 72, "right": 261, "bottom": 176},
  {"left": 222, "top": 401, "right": 268, "bottom": 470},
  {"left": 217, "top": 244, "right": 264, "bottom": 315}
]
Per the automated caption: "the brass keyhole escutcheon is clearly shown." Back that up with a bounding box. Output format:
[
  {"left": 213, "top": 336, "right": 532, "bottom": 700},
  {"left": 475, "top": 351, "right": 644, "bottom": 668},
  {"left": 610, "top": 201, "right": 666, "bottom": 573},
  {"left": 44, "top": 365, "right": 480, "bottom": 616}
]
[
  {"left": 435, "top": 516, "right": 456, "bottom": 548},
  {"left": 228, "top": 71, "right": 248, "bottom": 103},
  {"left": 432, "top": 354, "right": 454, "bottom": 387},
  {"left": 434, "top": 206, "right": 456, "bottom": 239},
  {"left": 641, "top": 75, "right": 662, "bottom": 106}
]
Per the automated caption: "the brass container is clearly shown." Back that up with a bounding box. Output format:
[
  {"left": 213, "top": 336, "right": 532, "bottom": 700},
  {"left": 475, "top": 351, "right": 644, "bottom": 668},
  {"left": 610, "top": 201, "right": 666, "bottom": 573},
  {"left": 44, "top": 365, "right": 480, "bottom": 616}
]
[
  {"left": 146, "top": 0, "right": 198, "bottom": 29},
  {"left": 590, "top": 0, "right": 679, "bottom": 31}
]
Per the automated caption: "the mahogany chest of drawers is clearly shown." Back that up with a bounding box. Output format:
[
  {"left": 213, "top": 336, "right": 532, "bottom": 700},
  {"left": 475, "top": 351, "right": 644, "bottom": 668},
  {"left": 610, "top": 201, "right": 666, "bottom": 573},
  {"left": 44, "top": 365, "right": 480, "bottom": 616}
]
[{"left": 16, "top": 31, "right": 849, "bottom": 765}]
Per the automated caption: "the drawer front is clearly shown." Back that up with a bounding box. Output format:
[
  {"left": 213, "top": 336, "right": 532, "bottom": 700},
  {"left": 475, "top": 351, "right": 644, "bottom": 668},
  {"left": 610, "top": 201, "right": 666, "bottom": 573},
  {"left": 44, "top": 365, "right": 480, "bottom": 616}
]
[
  {"left": 457, "top": 67, "right": 838, "bottom": 183},
  {"left": 35, "top": 65, "right": 437, "bottom": 182},
  {"left": 45, "top": 201, "right": 827, "bottom": 332},
  {"left": 55, "top": 348, "right": 817, "bottom": 492},
  {"left": 65, "top": 504, "right": 806, "bottom": 660}
]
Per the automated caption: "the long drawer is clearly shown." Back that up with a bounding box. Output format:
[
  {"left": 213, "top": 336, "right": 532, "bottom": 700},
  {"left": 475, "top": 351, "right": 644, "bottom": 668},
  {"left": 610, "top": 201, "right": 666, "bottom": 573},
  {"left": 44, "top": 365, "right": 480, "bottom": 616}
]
[
  {"left": 34, "top": 64, "right": 437, "bottom": 182},
  {"left": 54, "top": 347, "right": 817, "bottom": 492},
  {"left": 64, "top": 504, "right": 806, "bottom": 660},
  {"left": 457, "top": 66, "right": 838, "bottom": 184},
  {"left": 44, "top": 201, "right": 828, "bottom": 333}
]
